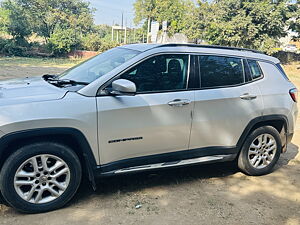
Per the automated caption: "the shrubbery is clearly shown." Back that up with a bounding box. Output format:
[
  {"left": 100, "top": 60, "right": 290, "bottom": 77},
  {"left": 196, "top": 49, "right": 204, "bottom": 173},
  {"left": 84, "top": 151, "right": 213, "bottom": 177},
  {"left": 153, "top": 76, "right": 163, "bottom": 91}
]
[
  {"left": 81, "top": 33, "right": 119, "bottom": 52},
  {"left": 0, "top": 34, "right": 120, "bottom": 57},
  {"left": 81, "top": 33, "right": 103, "bottom": 51},
  {"left": 47, "top": 28, "right": 80, "bottom": 56},
  {"left": 0, "top": 38, "right": 27, "bottom": 56}
]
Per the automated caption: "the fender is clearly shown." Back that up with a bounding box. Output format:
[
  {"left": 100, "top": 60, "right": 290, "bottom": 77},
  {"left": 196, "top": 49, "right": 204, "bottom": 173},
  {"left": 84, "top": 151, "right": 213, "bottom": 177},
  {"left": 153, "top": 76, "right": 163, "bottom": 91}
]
[
  {"left": 0, "top": 127, "right": 98, "bottom": 190},
  {"left": 236, "top": 114, "right": 289, "bottom": 150}
]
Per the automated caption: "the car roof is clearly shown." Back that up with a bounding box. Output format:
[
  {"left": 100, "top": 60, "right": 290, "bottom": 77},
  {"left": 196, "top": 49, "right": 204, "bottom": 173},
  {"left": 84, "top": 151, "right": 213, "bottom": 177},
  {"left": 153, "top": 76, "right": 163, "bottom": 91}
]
[{"left": 121, "top": 43, "right": 280, "bottom": 64}]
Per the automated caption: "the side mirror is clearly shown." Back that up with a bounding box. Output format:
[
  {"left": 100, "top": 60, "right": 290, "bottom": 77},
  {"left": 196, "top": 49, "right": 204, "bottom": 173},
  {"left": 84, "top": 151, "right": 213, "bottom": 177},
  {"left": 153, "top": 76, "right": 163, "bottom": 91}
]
[{"left": 110, "top": 79, "right": 136, "bottom": 96}]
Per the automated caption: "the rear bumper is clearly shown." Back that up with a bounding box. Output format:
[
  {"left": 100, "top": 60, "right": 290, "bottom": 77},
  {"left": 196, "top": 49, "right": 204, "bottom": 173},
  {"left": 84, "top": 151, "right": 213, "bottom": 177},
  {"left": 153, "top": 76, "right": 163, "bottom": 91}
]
[{"left": 282, "top": 132, "right": 294, "bottom": 153}]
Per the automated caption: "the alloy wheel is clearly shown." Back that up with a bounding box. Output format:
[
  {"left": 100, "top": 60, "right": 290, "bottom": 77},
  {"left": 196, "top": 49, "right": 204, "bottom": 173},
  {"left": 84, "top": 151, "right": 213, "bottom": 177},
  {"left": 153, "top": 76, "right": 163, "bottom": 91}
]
[
  {"left": 248, "top": 134, "right": 277, "bottom": 169},
  {"left": 13, "top": 154, "right": 70, "bottom": 204}
]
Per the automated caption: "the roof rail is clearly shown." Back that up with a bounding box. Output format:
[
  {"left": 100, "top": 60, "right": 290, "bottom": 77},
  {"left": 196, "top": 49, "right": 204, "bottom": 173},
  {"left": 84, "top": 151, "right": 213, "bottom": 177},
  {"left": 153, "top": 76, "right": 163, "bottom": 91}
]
[{"left": 156, "top": 43, "right": 264, "bottom": 54}]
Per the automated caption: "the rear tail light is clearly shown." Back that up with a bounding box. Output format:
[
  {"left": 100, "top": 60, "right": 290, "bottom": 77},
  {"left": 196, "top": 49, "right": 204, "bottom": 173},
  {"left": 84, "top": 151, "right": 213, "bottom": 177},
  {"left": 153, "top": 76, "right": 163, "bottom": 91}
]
[{"left": 289, "top": 88, "right": 298, "bottom": 103}]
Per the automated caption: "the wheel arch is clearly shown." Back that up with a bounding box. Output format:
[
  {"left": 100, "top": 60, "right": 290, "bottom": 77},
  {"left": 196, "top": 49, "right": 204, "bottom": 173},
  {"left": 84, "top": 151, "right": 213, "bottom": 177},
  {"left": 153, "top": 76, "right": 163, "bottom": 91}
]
[
  {"left": 237, "top": 115, "right": 288, "bottom": 152},
  {"left": 0, "top": 127, "right": 97, "bottom": 189}
]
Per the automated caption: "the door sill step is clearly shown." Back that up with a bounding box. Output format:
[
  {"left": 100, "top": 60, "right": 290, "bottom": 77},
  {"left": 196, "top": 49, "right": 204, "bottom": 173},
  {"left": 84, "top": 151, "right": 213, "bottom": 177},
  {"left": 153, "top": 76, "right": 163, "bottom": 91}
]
[{"left": 112, "top": 155, "right": 230, "bottom": 174}]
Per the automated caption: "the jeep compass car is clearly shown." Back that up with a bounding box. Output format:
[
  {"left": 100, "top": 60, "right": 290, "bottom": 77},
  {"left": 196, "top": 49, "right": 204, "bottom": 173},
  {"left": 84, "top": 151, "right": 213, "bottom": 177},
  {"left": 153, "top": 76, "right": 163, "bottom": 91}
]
[{"left": 0, "top": 44, "right": 297, "bottom": 213}]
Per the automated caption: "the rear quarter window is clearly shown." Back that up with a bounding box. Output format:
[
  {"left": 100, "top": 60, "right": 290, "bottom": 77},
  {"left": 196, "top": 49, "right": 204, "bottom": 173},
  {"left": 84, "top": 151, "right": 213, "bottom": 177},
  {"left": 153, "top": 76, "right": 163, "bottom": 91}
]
[{"left": 247, "top": 59, "right": 263, "bottom": 80}]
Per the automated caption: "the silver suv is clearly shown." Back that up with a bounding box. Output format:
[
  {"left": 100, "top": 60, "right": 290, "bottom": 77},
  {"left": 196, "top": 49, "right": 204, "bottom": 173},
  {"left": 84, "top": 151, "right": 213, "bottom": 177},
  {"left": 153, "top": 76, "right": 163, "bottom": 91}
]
[{"left": 0, "top": 44, "right": 298, "bottom": 213}]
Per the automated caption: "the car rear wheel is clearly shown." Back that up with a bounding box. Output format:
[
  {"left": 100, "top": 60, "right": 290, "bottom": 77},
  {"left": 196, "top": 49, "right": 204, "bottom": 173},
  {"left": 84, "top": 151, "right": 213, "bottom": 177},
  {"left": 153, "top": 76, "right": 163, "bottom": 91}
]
[
  {"left": 238, "top": 126, "right": 282, "bottom": 176},
  {"left": 0, "top": 142, "right": 82, "bottom": 213}
]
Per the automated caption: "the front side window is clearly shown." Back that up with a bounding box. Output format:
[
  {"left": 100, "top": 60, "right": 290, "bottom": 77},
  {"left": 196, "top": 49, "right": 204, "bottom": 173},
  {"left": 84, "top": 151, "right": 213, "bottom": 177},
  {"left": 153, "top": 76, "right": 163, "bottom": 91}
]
[
  {"left": 199, "top": 55, "right": 244, "bottom": 88},
  {"left": 120, "top": 54, "right": 189, "bottom": 93},
  {"left": 247, "top": 59, "right": 263, "bottom": 80}
]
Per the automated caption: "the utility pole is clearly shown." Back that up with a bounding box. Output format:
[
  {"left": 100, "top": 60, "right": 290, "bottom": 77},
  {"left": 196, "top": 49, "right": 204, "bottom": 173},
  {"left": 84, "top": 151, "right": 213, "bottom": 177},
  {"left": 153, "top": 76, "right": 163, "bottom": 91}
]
[
  {"left": 124, "top": 18, "right": 127, "bottom": 44},
  {"left": 111, "top": 20, "right": 114, "bottom": 41},
  {"left": 147, "top": 16, "right": 151, "bottom": 43},
  {"left": 121, "top": 11, "right": 124, "bottom": 29}
]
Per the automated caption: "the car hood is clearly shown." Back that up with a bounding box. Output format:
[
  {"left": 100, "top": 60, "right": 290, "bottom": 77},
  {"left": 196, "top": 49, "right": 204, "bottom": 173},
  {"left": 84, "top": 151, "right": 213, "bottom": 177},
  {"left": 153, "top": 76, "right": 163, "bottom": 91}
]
[{"left": 0, "top": 76, "right": 67, "bottom": 105}]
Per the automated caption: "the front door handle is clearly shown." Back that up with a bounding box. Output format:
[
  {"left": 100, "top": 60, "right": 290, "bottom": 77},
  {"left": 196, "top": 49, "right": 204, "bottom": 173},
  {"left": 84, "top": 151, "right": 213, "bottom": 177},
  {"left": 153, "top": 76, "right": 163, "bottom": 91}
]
[
  {"left": 168, "top": 99, "right": 191, "bottom": 107},
  {"left": 240, "top": 93, "right": 257, "bottom": 100}
]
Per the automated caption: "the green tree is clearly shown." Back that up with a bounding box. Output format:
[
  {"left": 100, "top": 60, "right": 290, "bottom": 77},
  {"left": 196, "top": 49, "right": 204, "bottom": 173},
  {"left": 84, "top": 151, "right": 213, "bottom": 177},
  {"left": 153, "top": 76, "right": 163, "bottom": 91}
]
[
  {"left": 155, "top": 0, "right": 193, "bottom": 35},
  {"left": 134, "top": 0, "right": 193, "bottom": 40},
  {"left": 134, "top": 0, "right": 156, "bottom": 42},
  {"left": 13, "top": 0, "right": 95, "bottom": 42},
  {"left": 48, "top": 27, "right": 79, "bottom": 55},
  {"left": 188, "top": 0, "right": 294, "bottom": 53},
  {"left": 1, "top": 1, "right": 32, "bottom": 44},
  {"left": 182, "top": 1, "right": 210, "bottom": 42},
  {"left": 289, "top": 1, "right": 300, "bottom": 39},
  {"left": 0, "top": 8, "right": 9, "bottom": 33}
]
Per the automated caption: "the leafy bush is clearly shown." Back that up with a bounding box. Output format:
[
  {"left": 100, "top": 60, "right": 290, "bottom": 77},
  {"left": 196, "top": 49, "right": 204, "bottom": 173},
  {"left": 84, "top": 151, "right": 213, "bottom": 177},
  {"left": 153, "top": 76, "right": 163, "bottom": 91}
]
[
  {"left": 98, "top": 39, "right": 119, "bottom": 52},
  {"left": 0, "top": 38, "right": 27, "bottom": 56},
  {"left": 48, "top": 28, "right": 80, "bottom": 56},
  {"left": 0, "top": 38, "right": 8, "bottom": 51},
  {"left": 81, "top": 33, "right": 102, "bottom": 51},
  {"left": 81, "top": 34, "right": 119, "bottom": 52}
]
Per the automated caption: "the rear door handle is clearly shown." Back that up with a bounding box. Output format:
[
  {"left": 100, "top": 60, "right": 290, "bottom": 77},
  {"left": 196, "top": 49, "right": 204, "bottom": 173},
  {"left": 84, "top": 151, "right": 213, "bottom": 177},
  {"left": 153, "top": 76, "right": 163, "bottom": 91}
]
[
  {"left": 168, "top": 99, "right": 191, "bottom": 107},
  {"left": 240, "top": 93, "right": 257, "bottom": 100}
]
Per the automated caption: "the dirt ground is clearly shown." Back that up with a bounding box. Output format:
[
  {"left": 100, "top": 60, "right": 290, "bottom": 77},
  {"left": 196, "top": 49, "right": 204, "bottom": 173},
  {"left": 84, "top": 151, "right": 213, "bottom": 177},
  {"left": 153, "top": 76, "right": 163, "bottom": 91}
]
[{"left": 0, "top": 65, "right": 300, "bottom": 225}]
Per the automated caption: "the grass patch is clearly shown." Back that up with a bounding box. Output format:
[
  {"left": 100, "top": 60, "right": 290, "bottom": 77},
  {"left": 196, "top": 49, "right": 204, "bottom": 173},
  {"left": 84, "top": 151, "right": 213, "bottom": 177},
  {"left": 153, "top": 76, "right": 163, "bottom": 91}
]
[
  {"left": 0, "top": 57, "right": 85, "bottom": 68},
  {"left": 283, "top": 62, "right": 300, "bottom": 80}
]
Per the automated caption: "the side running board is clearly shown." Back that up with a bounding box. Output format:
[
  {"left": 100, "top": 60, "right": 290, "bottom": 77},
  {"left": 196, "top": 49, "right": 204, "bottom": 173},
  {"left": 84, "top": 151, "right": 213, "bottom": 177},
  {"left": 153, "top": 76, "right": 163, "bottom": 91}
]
[{"left": 112, "top": 155, "right": 231, "bottom": 174}]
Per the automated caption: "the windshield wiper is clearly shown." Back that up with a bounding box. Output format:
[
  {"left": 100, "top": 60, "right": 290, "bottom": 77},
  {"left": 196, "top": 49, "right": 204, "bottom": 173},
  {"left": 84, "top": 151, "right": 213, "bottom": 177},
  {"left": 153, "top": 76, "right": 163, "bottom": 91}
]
[
  {"left": 43, "top": 74, "right": 58, "bottom": 80},
  {"left": 48, "top": 79, "right": 90, "bottom": 86},
  {"left": 43, "top": 75, "right": 89, "bottom": 87}
]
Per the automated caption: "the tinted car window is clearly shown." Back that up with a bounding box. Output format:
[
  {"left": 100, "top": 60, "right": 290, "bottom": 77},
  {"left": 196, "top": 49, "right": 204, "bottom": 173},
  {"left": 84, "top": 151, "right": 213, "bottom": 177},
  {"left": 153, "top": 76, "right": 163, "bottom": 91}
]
[
  {"left": 243, "top": 59, "right": 252, "bottom": 82},
  {"left": 120, "top": 54, "right": 189, "bottom": 93},
  {"left": 199, "top": 55, "right": 244, "bottom": 88},
  {"left": 247, "top": 60, "right": 263, "bottom": 79}
]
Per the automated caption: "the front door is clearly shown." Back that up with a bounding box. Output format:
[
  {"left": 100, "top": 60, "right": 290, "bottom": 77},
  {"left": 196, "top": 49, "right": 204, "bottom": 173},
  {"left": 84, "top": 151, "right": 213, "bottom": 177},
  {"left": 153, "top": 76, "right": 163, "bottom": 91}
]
[{"left": 97, "top": 54, "right": 194, "bottom": 166}]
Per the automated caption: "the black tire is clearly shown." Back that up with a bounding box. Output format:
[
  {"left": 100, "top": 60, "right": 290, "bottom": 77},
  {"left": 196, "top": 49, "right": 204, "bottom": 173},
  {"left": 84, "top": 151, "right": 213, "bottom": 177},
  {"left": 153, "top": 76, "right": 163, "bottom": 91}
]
[
  {"left": 238, "top": 126, "right": 282, "bottom": 176},
  {"left": 0, "top": 142, "right": 82, "bottom": 213}
]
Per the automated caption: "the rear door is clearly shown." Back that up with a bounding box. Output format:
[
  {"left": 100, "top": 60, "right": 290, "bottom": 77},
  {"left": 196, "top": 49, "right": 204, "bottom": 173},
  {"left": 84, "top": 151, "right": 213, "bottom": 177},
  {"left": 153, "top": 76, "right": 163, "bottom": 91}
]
[{"left": 189, "top": 55, "right": 263, "bottom": 152}]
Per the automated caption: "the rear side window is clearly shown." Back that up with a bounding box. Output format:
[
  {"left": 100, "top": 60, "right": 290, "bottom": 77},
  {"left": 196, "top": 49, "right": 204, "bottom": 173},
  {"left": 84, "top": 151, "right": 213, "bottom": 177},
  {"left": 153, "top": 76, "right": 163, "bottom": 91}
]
[
  {"left": 199, "top": 55, "right": 244, "bottom": 88},
  {"left": 247, "top": 60, "right": 263, "bottom": 80}
]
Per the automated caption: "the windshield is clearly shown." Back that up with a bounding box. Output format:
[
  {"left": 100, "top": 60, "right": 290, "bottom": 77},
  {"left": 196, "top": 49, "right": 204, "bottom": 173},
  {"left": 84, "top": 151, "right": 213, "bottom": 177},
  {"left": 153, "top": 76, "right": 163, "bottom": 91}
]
[{"left": 58, "top": 47, "right": 141, "bottom": 83}]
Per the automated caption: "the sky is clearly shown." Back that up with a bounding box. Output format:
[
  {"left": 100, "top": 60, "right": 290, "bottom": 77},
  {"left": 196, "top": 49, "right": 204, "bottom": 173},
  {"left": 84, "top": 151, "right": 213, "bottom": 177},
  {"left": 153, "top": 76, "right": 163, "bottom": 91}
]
[{"left": 89, "top": 0, "right": 137, "bottom": 27}]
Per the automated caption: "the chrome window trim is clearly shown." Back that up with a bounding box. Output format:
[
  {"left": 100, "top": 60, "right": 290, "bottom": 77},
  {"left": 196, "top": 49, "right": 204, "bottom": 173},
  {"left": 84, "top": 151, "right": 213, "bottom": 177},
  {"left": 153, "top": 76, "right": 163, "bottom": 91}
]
[{"left": 187, "top": 54, "right": 267, "bottom": 91}]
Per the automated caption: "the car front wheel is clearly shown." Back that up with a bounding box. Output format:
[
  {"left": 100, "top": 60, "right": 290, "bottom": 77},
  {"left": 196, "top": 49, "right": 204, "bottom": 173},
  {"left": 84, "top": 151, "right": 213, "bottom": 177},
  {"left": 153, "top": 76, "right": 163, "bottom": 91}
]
[{"left": 0, "top": 142, "right": 82, "bottom": 213}]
